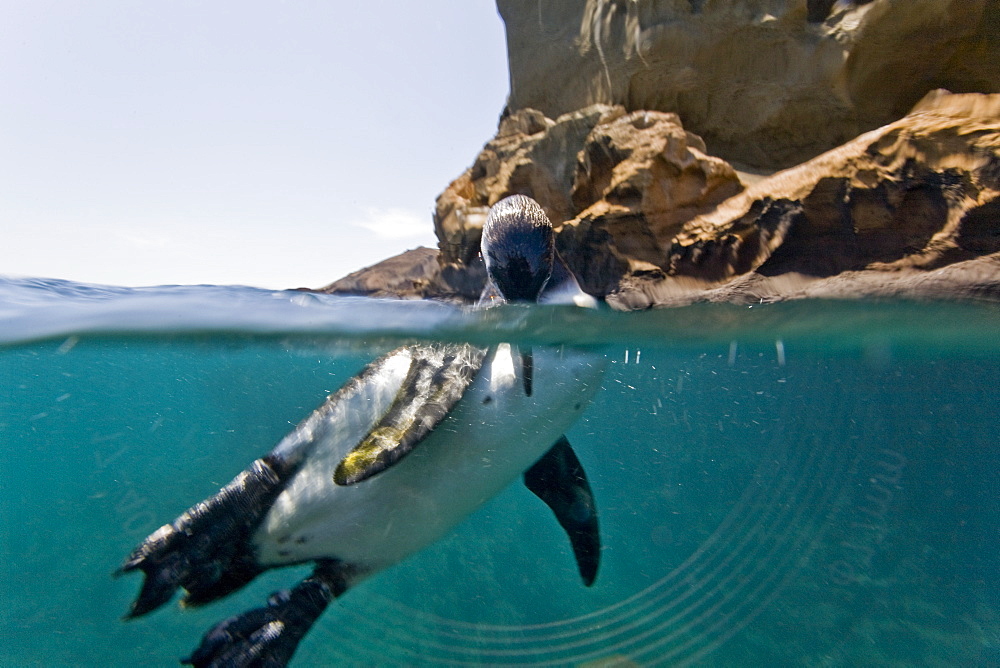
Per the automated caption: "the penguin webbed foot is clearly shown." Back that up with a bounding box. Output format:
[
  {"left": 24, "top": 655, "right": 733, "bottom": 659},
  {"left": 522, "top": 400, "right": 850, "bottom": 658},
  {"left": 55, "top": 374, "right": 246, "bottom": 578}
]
[
  {"left": 119, "top": 523, "right": 195, "bottom": 618},
  {"left": 183, "top": 595, "right": 305, "bottom": 668},
  {"left": 184, "top": 561, "right": 346, "bottom": 668},
  {"left": 119, "top": 457, "right": 290, "bottom": 617}
]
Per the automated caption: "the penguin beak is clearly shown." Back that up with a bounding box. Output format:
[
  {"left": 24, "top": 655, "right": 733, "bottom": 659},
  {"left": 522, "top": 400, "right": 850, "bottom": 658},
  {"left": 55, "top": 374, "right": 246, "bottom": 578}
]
[{"left": 521, "top": 346, "right": 533, "bottom": 397}]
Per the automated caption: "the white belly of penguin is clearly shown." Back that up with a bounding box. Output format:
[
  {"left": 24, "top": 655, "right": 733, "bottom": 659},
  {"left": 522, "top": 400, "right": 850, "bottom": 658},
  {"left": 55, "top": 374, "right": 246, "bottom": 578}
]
[{"left": 253, "top": 344, "right": 605, "bottom": 573}]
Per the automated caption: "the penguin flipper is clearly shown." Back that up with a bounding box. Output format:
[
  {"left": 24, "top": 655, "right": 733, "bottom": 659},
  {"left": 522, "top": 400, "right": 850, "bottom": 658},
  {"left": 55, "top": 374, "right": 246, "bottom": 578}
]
[
  {"left": 118, "top": 456, "right": 296, "bottom": 617},
  {"left": 334, "top": 343, "right": 487, "bottom": 485},
  {"left": 524, "top": 436, "right": 601, "bottom": 586},
  {"left": 183, "top": 560, "right": 349, "bottom": 668}
]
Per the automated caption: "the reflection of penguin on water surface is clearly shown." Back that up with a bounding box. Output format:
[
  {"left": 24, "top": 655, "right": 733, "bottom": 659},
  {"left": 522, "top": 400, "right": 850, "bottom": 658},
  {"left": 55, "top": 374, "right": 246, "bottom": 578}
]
[{"left": 120, "top": 194, "right": 609, "bottom": 667}]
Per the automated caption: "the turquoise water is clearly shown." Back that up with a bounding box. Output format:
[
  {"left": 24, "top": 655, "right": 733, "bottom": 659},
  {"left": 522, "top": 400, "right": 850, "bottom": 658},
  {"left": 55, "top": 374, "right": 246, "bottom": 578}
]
[{"left": 2, "top": 277, "right": 999, "bottom": 666}]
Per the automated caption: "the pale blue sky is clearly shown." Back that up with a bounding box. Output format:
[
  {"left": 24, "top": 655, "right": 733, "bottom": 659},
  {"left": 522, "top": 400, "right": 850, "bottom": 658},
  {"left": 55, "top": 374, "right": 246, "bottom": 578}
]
[{"left": 0, "top": 2, "right": 509, "bottom": 288}]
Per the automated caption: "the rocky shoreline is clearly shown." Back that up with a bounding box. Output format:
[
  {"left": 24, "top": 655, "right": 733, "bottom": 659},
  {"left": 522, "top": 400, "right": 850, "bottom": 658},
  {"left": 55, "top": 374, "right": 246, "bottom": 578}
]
[{"left": 319, "top": 1, "right": 999, "bottom": 309}]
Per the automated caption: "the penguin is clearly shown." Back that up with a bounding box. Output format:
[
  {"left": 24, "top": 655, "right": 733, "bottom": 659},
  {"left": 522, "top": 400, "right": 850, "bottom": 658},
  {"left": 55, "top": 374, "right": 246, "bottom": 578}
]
[{"left": 119, "top": 194, "right": 608, "bottom": 667}]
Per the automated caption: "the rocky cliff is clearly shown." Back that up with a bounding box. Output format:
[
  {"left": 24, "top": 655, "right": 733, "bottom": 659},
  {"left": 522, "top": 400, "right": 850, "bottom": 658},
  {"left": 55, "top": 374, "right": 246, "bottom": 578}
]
[
  {"left": 321, "top": 0, "right": 1000, "bottom": 309},
  {"left": 499, "top": 0, "right": 1000, "bottom": 170}
]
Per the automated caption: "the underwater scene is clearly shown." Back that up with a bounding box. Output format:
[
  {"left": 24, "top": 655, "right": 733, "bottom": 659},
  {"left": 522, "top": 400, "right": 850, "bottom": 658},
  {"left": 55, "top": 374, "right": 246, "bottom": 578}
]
[{"left": 2, "top": 277, "right": 999, "bottom": 666}]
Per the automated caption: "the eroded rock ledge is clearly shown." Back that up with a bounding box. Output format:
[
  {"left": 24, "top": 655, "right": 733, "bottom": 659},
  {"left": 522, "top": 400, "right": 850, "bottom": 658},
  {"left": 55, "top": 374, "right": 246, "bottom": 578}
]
[{"left": 612, "top": 90, "right": 1000, "bottom": 308}]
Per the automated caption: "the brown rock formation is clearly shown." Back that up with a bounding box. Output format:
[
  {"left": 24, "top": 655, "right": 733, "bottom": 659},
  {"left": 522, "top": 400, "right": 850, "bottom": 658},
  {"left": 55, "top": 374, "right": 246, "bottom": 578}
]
[
  {"left": 498, "top": 0, "right": 1000, "bottom": 170},
  {"left": 431, "top": 105, "right": 744, "bottom": 299},
  {"left": 608, "top": 90, "right": 1000, "bottom": 309},
  {"left": 317, "top": 247, "right": 445, "bottom": 300},
  {"left": 431, "top": 105, "right": 625, "bottom": 300},
  {"left": 434, "top": 105, "right": 623, "bottom": 266},
  {"left": 560, "top": 110, "right": 744, "bottom": 294}
]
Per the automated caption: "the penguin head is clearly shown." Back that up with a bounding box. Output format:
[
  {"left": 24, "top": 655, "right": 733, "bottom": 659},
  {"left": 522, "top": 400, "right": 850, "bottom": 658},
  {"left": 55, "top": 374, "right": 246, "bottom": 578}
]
[{"left": 481, "top": 195, "right": 555, "bottom": 303}]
